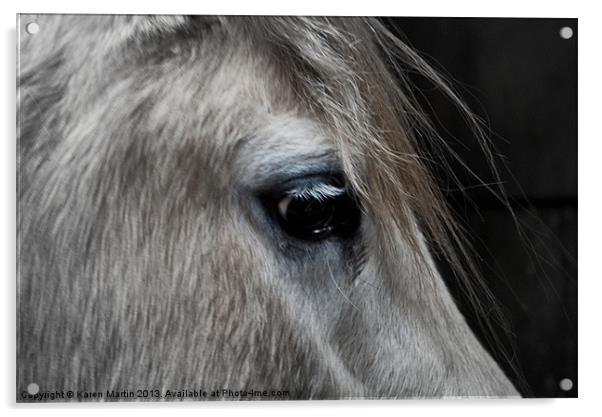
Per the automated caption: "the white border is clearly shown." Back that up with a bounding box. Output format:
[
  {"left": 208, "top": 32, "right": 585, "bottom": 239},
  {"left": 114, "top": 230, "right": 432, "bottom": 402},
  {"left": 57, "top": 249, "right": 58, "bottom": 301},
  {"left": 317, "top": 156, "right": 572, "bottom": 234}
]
[{"left": 3, "top": 1, "right": 598, "bottom": 416}]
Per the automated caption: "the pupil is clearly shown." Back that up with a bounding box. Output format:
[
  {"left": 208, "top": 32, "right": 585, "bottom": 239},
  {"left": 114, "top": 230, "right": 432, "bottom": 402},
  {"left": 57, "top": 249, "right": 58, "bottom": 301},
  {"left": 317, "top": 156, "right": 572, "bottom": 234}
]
[{"left": 286, "top": 198, "right": 335, "bottom": 231}]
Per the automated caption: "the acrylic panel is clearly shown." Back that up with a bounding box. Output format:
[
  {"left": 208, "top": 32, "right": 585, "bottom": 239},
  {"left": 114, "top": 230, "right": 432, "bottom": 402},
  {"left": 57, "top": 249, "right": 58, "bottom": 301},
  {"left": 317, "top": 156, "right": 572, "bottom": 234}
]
[{"left": 17, "top": 14, "right": 577, "bottom": 401}]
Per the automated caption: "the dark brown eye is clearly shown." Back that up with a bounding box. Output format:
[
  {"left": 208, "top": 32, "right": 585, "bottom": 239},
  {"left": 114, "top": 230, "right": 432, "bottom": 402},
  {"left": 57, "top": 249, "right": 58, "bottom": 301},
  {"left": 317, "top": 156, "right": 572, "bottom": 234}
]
[{"left": 274, "top": 183, "right": 360, "bottom": 241}]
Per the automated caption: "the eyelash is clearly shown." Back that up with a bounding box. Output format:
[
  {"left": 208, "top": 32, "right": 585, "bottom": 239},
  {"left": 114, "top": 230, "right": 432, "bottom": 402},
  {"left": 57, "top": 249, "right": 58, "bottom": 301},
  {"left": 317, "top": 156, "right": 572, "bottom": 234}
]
[{"left": 285, "top": 182, "right": 346, "bottom": 202}]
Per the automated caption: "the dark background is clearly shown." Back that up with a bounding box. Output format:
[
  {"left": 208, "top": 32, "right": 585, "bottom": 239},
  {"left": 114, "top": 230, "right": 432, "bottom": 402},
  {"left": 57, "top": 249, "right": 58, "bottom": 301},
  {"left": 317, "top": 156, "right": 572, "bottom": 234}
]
[{"left": 383, "top": 18, "right": 577, "bottom": 398}]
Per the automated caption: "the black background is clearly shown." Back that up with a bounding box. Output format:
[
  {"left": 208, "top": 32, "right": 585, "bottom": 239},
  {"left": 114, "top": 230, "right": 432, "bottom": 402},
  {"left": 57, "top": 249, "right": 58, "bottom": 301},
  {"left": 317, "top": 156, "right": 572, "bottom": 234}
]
[{"left": 384, "top": 18, "right": 577, "bottom": 398}]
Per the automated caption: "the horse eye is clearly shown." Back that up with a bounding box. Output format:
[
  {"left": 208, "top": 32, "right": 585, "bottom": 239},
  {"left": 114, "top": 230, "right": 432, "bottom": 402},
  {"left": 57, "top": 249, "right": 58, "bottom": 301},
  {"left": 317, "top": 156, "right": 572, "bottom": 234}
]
[{"left": 274, "top": 186, "right": 360, "bottom": 241}]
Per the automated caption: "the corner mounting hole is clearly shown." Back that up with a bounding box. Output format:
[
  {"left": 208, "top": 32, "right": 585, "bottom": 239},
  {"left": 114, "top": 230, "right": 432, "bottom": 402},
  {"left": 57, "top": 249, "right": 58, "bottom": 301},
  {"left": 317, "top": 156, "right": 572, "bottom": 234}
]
[
  {"left": 559, "top": 26, "right": 573, "bottom": 39},
  {"left": 26, "top": 22, "right": 40, "bottom": 35},
  {"left": 27, "top": 382, "right": 39, "bottom": 395},
  {"left": 559, "top": 378, "right": 573, "bottom": 391}
]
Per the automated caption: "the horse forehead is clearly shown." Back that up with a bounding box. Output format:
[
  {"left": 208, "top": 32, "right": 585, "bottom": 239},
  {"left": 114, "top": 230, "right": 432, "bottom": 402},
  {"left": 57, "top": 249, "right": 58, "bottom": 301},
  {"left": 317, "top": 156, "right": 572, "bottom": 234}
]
[
  {"left": 133, "top": 40, "right": 336, "bottom": 187},
  {"left": 169, "top": 82, "right": 336, "bottom": 186},
  {"left": 184, "top": 45, "right": 338, "bottom": 172},
  {"left": 232, "top": 116, "right": 337, "bottom": 182}
]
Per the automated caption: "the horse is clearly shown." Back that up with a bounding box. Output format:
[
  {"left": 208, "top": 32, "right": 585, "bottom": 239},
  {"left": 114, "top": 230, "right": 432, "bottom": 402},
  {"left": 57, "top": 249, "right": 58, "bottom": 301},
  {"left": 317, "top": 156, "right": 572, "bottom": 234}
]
[{"left": 17, "top": 15, "right": 519, "bottom": 400}]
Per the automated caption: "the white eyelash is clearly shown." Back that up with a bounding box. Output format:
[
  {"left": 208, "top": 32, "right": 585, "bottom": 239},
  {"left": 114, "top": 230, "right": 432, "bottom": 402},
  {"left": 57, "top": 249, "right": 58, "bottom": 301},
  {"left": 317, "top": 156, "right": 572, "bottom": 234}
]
[{"left": 287, "top": 183, "right": 346, "bottom": 202}]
